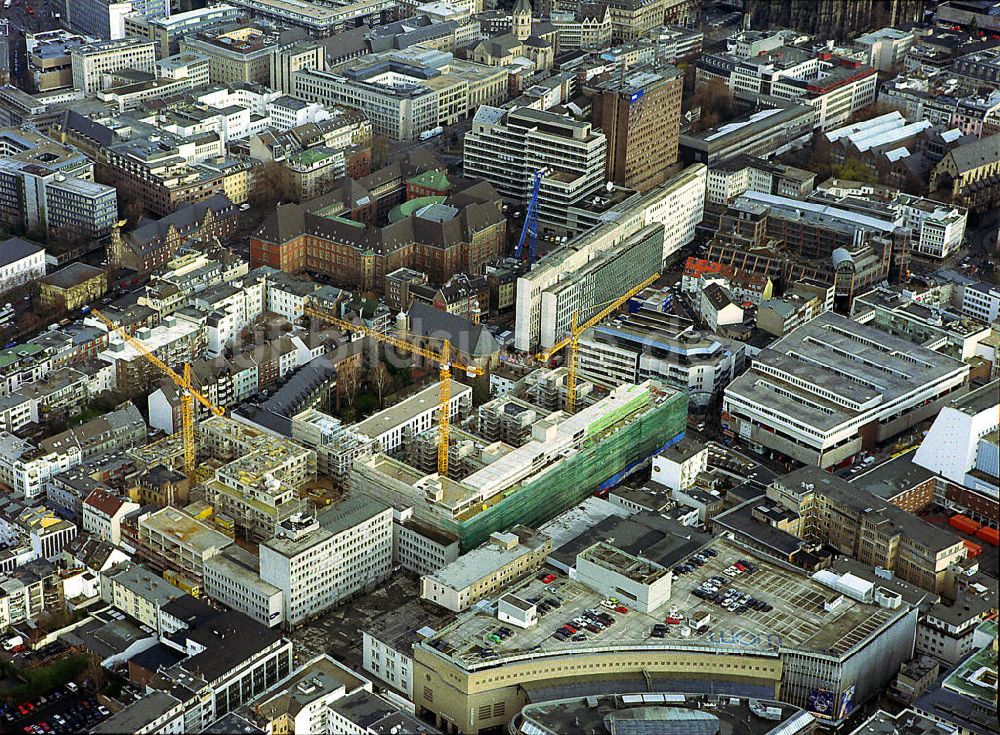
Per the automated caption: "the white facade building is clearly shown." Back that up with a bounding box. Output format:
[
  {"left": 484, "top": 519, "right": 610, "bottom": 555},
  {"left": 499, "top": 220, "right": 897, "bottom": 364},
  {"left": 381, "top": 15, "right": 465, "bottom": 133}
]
[
  {"left": 513, "top": 164, "right": 706, "bottom": 351},
  {"left": 259, "top": 497, "right": 393, "bottom": 627},
  {"left": 913, "top": 380, "right": 998, "bottom": 487},
  {"left": 651, "top": 440, "right": 709, "bottom": 491},
  {"left": 70, "top": 38, "right": 157, "bottom": 94},
  {"left": 961, "top": 282, "right": 1000, "bottom": 324},
  {"left": 0, "top": 238, "right": 46, "bottom": 295},
  {"left": 354, "top": 383, "right": 472, "bottom": 453}
]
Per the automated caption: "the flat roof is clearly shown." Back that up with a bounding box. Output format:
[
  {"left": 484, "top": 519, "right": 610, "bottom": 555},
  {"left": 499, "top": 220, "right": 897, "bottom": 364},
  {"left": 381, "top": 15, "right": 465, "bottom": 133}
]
[
  {"left": 422, "top": 536, "right": 911, "bottom": 671},
  {"left": 141, "top": 507, "right": 233, "bottom": 555},
  {"left": 519, "top": 693, "right": 813, "bottom": 735},
  {"left": 355, "top": 383, "right": 472, "bottom": 440},
  {"left": 725, "top": 312, "right": 968, "bottom": 433},
  {"left": 425, "top": 526, "right": 549, "bottom": 591}
]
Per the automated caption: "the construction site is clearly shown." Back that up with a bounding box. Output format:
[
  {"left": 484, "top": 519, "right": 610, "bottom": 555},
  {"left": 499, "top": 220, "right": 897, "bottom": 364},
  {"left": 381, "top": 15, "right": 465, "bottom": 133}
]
[{"left": 87, "top": 272, "right": 685, "bottom": 555}]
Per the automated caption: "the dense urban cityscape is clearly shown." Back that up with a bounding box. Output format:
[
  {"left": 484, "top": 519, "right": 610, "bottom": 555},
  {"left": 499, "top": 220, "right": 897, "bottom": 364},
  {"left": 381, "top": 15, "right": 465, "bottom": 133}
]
[{"left": 0, "top": 0, "right": 996, "bottom": 733}]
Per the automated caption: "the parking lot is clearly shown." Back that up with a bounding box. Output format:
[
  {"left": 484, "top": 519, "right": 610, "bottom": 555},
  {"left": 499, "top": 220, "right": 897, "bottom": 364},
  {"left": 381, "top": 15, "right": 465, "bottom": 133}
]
[
  {"left": 432, "top": 537, "right": 899, "bottom": 667},
  {"left": 1, "top": 686, "right": 109, "bottom": 734}
]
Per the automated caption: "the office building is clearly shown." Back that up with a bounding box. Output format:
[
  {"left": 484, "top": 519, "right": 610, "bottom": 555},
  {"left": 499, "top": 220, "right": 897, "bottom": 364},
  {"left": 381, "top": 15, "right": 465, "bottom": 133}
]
[
  {"left": 420, "top": 526, "right": 551, "bottom": 611},
  {"left": 705, "top": 155, "right": 816, "bottom": 208},
  {"left": 961, "top": 281, "right": 1000, "bottom": 324},
  {"left": 226, "top": 0, "right": 398, "bottom": 37},
  {"left": 203, "top": 546, "right": 284, "bottom": 628},
  {"left": 852, "top": 287, "right": 991, "bottom": 361},
  {"left": 577, "top": 296, "right": 741, "bottom": 411},
  {"left": 680, "top": 103, "right": 816, "bottom": 166},
  {"left": 126, "top": 4, "right": 242, "bottom": 58},
  {"left": 59, "top": 0, "right": 137, "bottom": 41},
  {"left": 70, "top": 38, "right": 157, "bottom": 94},
  {"left": 464, "top": 106, "right": 606, "bottom": 235},
  {"left": 588, "top": 65, "right": 683, "bottom": 192},
  {"left": 270, "top": 40, "right": 326, "bottom": 93},
  {"left": 293, "top": 48, "right": 505, "bottom": 140},
  {"left": 250, "top": 174, "right": 505, "bottom": 291},
  {"left": 722, "top": 312, "right": 970, "bottom": 468},
  {"left": 259, "top": 498, "right": 393, "bottom": 627},
  {"left": 513, "top": 165, "right": 706, "bottom": 351},
  {"left": 0, "top": 160, "right": 118, "bottom": 244},
  {"left": 178, "top": 25, "right": 280, "bottom": 86}
]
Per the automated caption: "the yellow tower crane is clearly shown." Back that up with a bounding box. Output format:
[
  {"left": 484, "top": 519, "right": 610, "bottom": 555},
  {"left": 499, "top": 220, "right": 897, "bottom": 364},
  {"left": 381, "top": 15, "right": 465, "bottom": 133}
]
[
  {"left": 303, "top": 305, "right": 483, "bottom": 477},
  {"left": 535, "top": 273, "right": 659, "bottom": 414},
  {"left": 90, "top": 309, "right": 225, "bottom": 480}
]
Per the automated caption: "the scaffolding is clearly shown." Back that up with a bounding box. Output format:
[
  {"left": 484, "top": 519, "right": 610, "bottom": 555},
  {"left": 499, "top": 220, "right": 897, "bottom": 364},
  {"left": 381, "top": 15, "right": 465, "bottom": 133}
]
[{"left": 444, "top": 388, "right": 688, "bottom": 551}]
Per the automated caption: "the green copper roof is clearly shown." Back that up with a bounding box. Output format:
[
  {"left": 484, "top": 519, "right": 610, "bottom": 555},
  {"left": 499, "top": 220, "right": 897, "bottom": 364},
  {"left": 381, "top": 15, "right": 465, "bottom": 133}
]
[
  {"left": 407, "top": 169, "right": 451, "bottom": 192},
  {"left": 388, "top": 195, "right": 447, "bottom": 223}
]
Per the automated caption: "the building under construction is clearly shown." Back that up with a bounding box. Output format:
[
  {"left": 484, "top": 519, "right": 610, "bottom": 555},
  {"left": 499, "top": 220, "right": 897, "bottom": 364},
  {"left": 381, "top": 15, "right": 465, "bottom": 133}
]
[{"left": 350, "top": 369, "right": 688, "bottom": 551}]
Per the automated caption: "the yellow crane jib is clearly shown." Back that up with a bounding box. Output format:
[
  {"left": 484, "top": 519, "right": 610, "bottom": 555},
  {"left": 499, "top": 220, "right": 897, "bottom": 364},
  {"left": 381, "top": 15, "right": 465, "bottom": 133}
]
[
  {"left": 90, "top": 308, "right": 225, "bottom": 481},
  {"left": 535, "top": 273, "right": 659, "bottom": 413},
  {"left": 304, "top": 305, "right": 483, "bottom": 477}
]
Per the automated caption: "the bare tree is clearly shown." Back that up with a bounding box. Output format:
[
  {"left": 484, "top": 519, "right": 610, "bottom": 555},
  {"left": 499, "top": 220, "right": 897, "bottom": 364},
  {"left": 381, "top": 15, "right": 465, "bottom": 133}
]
[
  {"left": 371, "top": 361, "right": 392, "bottom": 407},
  {"left": 250, "top": 161, "right": 294, "bottom": 209},
  {"left": 337, "top": 357, "right": 361, "bottom": 411}
]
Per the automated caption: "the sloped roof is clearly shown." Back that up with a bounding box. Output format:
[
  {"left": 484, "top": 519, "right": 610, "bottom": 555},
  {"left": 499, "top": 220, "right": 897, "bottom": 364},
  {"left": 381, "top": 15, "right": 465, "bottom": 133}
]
[
  {"left": 407, "top": 301, "right": 498, "bottom": 357},
  {"left": 948, "top": 133, "right": 1000, "bottom": 173},
  {"left": 0, "top": 237, "right": 44, "bottom": 268}
]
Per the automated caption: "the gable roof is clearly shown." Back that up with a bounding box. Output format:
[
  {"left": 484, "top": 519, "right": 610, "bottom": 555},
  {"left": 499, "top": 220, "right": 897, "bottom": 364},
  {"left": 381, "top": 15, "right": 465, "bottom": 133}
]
[{"left": 407, "top": 301, "right": 498, "bottom": 357}]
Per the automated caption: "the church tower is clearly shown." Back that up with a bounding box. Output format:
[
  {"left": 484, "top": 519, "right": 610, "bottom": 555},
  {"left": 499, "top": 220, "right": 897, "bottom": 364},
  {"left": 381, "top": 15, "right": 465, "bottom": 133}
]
[{"left": 512, "top": 0, "right": 532, "bottom": 40}]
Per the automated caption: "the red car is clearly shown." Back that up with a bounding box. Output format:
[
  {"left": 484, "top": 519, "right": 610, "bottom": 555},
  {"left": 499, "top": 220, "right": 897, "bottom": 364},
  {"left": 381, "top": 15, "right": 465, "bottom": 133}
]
[
  {"left": 539, "top": 573, "right": 556, "bottom": 584},
  {"left": 11, "top": 644, "right": 26, "bottom": 653},
  {"left": 733, "top": 562, "right": 747, "bottom": 572},
  {"left": 664, "top": 617, "right": 682, "bottom": 625},
  {"left": 615, "top": 606, "right": 629, "bottom": 614},
  {"left": 17, "top": 703, "right": 34, "bottom": 714},
  {"left": 562, "top": 625, "right": 577, "bottom": 633}
]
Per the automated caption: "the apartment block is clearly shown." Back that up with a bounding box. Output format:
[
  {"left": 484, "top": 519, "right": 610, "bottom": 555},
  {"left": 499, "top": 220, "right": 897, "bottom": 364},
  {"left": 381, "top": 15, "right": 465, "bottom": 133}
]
[
  {"left": 70, "top": 38, "right": 157, "bottom": 94},
  {"left": 768, "top": 467, "right": 966, "bottom": 594},
  {"left": 198, "top": 415, "right": 316, "bottom": 542},
  {"left": 100, "top": 563, "right": 185, "bottom": 630},
  {"left": 98, "top": 314, "right": 206, "bottom": 396},
  {"left": 0, "top": 238, "right": 45, "bottom": 296},
  {"left": 259, "top": 497, "right": 393, "bottom": 628},
  {"left": 420, "top": 526, "right": 551, "bottom": 611}
]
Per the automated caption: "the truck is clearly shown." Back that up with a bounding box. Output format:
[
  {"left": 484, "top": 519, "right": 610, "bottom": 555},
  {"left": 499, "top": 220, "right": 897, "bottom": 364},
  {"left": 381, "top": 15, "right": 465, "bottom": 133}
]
[
  {"left": 2, "top": 1, "right": 11, "bottom": 9},
  {"left": 419, "top": 126, "right": 443, "bottom": 141},
  {"left": 2, "top": 634, "right": 24, "bottom": 650}
]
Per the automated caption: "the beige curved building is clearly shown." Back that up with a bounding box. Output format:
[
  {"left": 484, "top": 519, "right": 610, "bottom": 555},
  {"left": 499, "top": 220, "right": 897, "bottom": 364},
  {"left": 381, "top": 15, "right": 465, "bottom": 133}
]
[{"left": 412, "top": 538, "right": 917, "bottom": 733}]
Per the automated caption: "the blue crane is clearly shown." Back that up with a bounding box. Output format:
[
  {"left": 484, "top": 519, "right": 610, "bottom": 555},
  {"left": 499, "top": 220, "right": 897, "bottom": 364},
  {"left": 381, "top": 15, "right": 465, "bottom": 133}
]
[{"left": 514, "top": 170, "right": 542, "bottom": 263}]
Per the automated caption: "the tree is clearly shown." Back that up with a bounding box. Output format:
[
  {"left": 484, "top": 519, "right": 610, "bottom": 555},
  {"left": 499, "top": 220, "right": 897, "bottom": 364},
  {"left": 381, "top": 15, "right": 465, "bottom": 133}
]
[
  {"left": 371, "top": 362, "right": 392, "bottom": 407},
  {"left": 687, "top": 78, "right": 735, "bottom": 131},
  {"left": 832, "top": 157, "right": 878, "bottom": 184},
  {"left": 337, "top": 356, "right": 361, "bottom": 412},
  {"left": 849, "top": 101, "right": 905, "bottom": 124},
  {"left": 250, "top": 161, "right": 293, "bottom": 210},
  {"left": 370, "top": 135, "right": 394, "bottom": 168}
]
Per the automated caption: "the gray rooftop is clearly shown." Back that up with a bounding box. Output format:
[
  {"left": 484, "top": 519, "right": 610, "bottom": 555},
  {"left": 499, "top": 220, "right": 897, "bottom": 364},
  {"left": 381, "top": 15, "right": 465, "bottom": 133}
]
[{"left": 725, "top": 312, "right": 968, "bottom": 433}]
